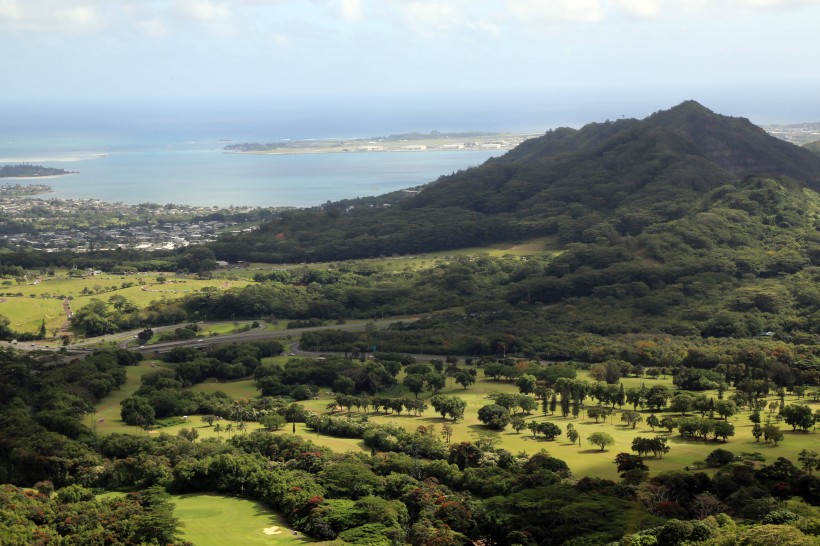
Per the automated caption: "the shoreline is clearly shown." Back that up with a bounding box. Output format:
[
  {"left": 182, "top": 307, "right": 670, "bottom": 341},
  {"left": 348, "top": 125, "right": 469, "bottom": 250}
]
[
  {"left": 0, "top": 173, "right": 76, "bottom": 181},
  {"left": 224, "top": 132, "right": 541, "bottom": 156}
]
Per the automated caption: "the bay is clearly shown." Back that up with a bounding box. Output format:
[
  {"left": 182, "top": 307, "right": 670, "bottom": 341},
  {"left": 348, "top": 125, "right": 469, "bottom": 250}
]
[
  {"left": 0, "top": 141, "right": 503, "bottom": 208},
  {"left": 0, "top": 98, "right": 522, "bottom": 207}
]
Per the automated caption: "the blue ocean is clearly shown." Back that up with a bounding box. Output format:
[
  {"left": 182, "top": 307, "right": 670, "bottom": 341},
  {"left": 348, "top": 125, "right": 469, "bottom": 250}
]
[{"left": 0, "top": 97, "right": 560, "bottom": 207}]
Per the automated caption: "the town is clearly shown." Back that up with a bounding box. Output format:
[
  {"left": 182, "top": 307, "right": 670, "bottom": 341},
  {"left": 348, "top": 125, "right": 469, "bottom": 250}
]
[{"left": 0, "top": 192, "right": 271, "bottom": 252}]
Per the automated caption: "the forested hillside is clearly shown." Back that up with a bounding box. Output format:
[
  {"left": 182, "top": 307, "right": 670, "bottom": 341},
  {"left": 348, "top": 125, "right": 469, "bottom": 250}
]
[{"left": 211, "top": 101, "right": 820, "bottom": 262}]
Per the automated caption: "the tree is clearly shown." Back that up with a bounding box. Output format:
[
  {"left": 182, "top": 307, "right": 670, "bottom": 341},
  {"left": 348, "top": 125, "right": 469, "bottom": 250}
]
[
  {"left": 567, "top": 428, "right": 580, "bottom": 445},
  {"left": 510, "top": 415, "right": 526, "bottom": 434},
  {"left": 660, "top": 416, "right": 677, "bottom": 433},
  {"left": 403, "top": 374, "right": 425, "bottom": 398},
  {"left": 333, "top": 376, "right": 355, "bottom": 395},
  {"left": 712, "top": 421, "right": 735, "bottom": 442},
  {"left": 516, "top": 373, "right": 537, "bottom": 395},
  {"left": 261, "top": 413, "right": 286, "bottom": 430},
  {"left": 604, "top": 360, "right": 622, "bottom": 384},
  {"left": 424, "top": 372, "right": 446, "bottom": 395},
  {"left": 631, "top": 436, "right": 669, "bottom": 458},
  {"left": 178, "top": 246, "right": 217, "bottom": 274},
  {"left": 441, "top": 423, "right": 454, "bottom": 443},
  {"left": 781, "top": 404, "right": 815, "bottom": 431},
  {"left": 430, "top": 395, "right": 467, "bottom": 421},
  {"left": 621, "top": 410, "right": 643, "bottom": 429},
  {"left": 670, "top": 394, "right": 694, "bottom": 415},
  {"left": 201, "top": 414, "right": 216, "bottom": 427},
  {"left": 131, "top": 486, "right": 183, "bottom": 545},
  {"left": 763, "top": 424, "right": 784, "bottom": 446},
  {"left": 645, "top": 385, "right": 670, "bottom": 411},
  {"left": 477, "top": 404, "right": 510, "bottom": 430},
  {"left": 587, "top": 432, "right": 615, "bottom": 451},
  {"left": 137, "top": 328, "right": 154, "bottom": 344},
  {"left": 646, "top": 414, "right": 660, "bottom": 431},
  {"left": 705, "top": 448, "right": 735, "bottom": 467},
  {"left": 798, "top": 449, "right": 818, "bottom": 475},
  {"left": 614, "top": 453, "right": 648, "bottom": 474},
  {"left": 590, "top": 363, "right": 607, "bottom": 382},
  {"left": 752, "top": 423, "right": 764, "bottom": 442},
  {"left": 714, "top": 400, "right": 737, "bottom": 421},
  {"left": 587, "top": 405, "right": 612, "bottom": 424},
  {"left": 178, "top": 427, "right": 199, "bottom": 442},
  {"left": 455, "top": 371, "right": 476, "bottom": 390},
  {"left": 120, "top": 396, "right": 155, "bottom": 427}
]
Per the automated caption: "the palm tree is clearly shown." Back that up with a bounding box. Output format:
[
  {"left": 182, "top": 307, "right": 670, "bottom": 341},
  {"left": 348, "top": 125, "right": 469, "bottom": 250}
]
[
  {"left": 225, "top": 423, "right": 234, "bottom": 437},
  {"left": 213, "top": 423, "right": 222, "bottom": 440},
  {"left": 237, "top": 421, "right": 247, "bottom": 434}
]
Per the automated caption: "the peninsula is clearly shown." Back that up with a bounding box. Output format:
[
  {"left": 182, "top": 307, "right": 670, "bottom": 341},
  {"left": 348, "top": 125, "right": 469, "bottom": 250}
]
[
  {"left": 224, "top": 130, "right": 541, "bottom": 155},
  {"left": 0, "top": 164, "right": 76, "bottom": 179}
]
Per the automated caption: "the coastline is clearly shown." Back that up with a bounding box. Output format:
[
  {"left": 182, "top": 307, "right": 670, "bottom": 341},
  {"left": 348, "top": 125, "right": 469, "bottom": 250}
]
[
  {"left": 0, "top": 173, "right": 75, "bottom": 181},
  {"left": 223, "top": 132, "right": 541, "bottom": 156}
]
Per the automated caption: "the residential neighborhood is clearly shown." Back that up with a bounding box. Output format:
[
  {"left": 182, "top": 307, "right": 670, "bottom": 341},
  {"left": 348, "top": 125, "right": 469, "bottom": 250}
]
[{"left": 0, "top": 194, "right": 268, "bottom": 252}]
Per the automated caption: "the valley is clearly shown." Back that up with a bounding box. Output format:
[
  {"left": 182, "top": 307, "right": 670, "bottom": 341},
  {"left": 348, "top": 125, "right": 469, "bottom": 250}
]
[{"left": 3, "top": 102, "right": 820, "bottom": 546}]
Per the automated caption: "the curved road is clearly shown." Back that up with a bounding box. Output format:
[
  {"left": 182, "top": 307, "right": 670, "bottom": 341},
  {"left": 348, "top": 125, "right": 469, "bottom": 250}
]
[{"left": 113, "top": 317, "right": 419, "bottom": 356}]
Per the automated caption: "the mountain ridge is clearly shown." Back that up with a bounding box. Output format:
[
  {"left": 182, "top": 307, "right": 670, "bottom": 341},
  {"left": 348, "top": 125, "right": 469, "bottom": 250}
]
[{"left": 211, "top": 100, "right": 820, "bottom": 263}]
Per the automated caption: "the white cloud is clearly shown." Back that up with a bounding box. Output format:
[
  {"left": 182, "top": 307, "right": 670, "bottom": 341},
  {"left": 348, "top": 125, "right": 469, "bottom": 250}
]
[
  {"left": 506, "top": 0, "right": 604, "bottom": 24},
  {"left": 400, "top": 1, "right": 466, "bottom": 32},
  {"left": 174, "top": 0, "right": 232, "bottom": 22},
  {"left": 732, "top": 0, "right": 816, "bottom": 8},
  {"left": 0, "top": 0, "right": 106, "bottom": 32},
  {"left": 339, "top": 0, "right": 363, "bottom": 22},
  {"left": 614, "top": 0, "right": 662, "bottom": 18}
]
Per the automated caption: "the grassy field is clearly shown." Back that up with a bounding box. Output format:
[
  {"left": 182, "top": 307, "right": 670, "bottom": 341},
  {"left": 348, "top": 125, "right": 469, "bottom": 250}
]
[
  {"left": 295, "top": 369, "right": 819, "bottom": 480},
  {"left": 190, "top": 378, "right": 260, "bottom": 399},
  {"left": 172, "top": 493, "right": 313, "bottom": 546},
  {"left": 92, "top": 357, "right": 819, "bottom": 481},
  {"left": 97, "top": 492, "right": 313, "bottom": 545},
  {"left": 3, "top": 242, "right": 559, "bottom": 335},
  {"left": 1, "top": 271, "right": 253, "bottom": 335}
]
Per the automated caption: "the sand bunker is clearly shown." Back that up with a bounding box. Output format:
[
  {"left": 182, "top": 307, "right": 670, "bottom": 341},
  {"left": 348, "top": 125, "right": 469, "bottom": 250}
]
[{"left": 263, "top": 526, "right": 282, "bottom": 535}]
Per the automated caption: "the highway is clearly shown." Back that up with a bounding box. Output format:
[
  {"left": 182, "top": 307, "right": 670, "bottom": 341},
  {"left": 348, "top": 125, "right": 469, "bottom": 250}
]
[{"left": 115, "top": 317, "right": 418, "bottom": 356}]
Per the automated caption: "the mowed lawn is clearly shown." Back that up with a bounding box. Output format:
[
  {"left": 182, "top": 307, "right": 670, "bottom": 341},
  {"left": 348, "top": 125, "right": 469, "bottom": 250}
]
[
  {"left": 97, "top": 492, "right": 313, "bottom": 545},
  {"left": 93, "top": 359, "right": 820, "bottom": 481},
  {"left": 296, "top": 369, "right": 820, "bottom": 481},
  {"left": 172, "top": 493, "right": 313, "bottom": 546}
]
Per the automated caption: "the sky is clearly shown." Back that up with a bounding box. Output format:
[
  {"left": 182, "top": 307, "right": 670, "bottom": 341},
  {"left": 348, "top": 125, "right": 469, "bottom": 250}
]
[{"left": 2, "top": 0, "right": 820, "bottom": 126}]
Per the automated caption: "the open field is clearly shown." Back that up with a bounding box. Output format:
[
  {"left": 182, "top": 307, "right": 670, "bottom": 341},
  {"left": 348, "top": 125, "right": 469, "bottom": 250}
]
[
  {"left": 2, "top": 240, "right": 556, "bottom": 336},
  {"left": 293, "top": 368, "right": 820, "bottom": 480},
  {"left": 1, "top": 270, "right": 253, "bottom": 334},
  {"left": 97, "top": 492, "right": 313, "bottom": 545},
  {"left": 172, "top": 493, "right": 313, "bottom": 546},
  {"left": 92, "top": 357, "right": 820, "bottom": 481},
  {"left": 190, "top": 378, "right": 260, "bottom": 399}
]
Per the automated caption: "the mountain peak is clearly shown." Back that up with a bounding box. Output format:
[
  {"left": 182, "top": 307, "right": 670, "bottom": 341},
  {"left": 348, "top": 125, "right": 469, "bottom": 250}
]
[{"left": 646, "top": 101, "right": 820, "bottom": 184}]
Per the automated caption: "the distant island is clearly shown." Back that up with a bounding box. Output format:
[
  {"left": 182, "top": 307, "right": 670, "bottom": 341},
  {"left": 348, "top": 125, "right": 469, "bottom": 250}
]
[
  {"left": 0, "top": 164, "right": 76, "bottom": 179},
  {"left": 224, "top": 130, "right": 540, "bottom": 155}
]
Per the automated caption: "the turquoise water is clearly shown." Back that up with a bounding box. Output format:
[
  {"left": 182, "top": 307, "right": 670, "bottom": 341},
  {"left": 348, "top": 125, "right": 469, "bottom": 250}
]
[
  {"left": 0, "top": 136, "right": 502, "bottom": 207},
  {"left": 0, "top": 97, "right": 514, "bottom": 207}
]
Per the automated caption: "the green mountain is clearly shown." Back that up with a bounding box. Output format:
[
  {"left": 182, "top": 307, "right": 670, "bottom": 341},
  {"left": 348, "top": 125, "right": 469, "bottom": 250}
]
[
  {"left": 213, "top": 101, "right": 820, "bottom": 263},
  {"left": 196, "top": 102, "right": 820, "bottom": 347}
]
